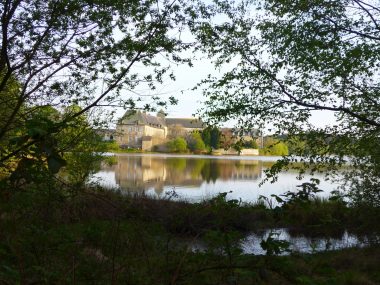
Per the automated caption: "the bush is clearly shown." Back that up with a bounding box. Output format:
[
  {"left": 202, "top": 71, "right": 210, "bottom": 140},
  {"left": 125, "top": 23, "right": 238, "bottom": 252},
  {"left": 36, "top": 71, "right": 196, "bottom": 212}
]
[
  {"left": 103, "top": 141, "right": 120, "bottom": 152},
  {"left": 187, "top": 132, "right": 206, "bottom": 153},
  {"left": 166, "top": 137, "right": 188, "bottom": 153},
  {"left": 243, "top": 140, "right": 258, "bottom": 149},
  {"left": 260, "top": 138, "right": 288, "bottom": 156}
]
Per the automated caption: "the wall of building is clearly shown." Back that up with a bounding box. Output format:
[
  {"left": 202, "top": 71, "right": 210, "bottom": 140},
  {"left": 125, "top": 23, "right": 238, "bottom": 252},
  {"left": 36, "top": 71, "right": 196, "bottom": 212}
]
[
  {"left": 142, "top": 139, "right": 153, "bottom": 151},
  {"left": 116, "top": 124, "right": 167, "bottom": 148},
  {"left": 143, "top": 125, "right": 166, "bottom": 139},
  {"left": 116, "top": 124, "right": 145, "bottom": 147}
]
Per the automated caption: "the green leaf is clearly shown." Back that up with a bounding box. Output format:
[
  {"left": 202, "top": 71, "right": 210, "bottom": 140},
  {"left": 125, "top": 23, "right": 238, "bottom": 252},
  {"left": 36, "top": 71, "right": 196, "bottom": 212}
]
[{"left": 47, "top": 154, "right": 66, "bottom": 174}]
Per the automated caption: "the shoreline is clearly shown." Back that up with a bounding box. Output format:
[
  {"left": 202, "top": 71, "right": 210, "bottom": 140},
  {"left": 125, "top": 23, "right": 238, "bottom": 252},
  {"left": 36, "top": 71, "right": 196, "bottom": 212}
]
[{"left": 104, "top": 152, "right": 284, "bottom": 161}]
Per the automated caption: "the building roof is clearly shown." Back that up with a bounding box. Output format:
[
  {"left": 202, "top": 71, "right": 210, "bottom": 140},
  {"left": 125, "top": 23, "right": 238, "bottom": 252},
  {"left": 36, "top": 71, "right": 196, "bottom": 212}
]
[
  {"left": 119, "top": 110, "right": 204, "bottom": 129},
  {"left": 119, "top": 110, "right": 165, "bottom": 127},
  {"left": 140, "top": 112, "right": 165, "bottom": 126},
  {"left": 165, "top": 118, "right": 204, "bottom": 129}
]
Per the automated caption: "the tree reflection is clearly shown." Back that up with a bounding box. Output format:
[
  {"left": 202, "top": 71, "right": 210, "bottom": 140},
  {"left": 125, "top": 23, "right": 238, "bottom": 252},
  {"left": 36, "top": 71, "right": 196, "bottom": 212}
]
[{"left": 113, "top": 155, "right": 266, "bottom": 192}]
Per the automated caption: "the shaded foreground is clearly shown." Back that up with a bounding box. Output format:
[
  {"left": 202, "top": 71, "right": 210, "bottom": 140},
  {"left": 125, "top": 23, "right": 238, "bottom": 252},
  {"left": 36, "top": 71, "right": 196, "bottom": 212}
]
[{"left": 0, "top": 184, "right": 380, "bottom": 284}]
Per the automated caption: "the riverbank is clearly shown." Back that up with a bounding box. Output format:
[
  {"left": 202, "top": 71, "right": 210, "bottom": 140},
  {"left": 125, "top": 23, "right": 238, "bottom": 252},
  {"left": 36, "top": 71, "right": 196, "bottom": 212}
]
[
  {"left": 0, "top": 183, "right": 379, "bottom": 284},
  {"left": 103, "top": 141, "right": 271, "bottom": 156}
]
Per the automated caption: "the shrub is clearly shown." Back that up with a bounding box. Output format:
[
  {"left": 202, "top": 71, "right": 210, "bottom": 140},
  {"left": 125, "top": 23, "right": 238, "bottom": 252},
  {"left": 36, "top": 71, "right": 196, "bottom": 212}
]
[
  {"left": 243, "top": 140, "right": 258, "bottom": 149},
  {"left": 166, "top": 137, "right": 188, "bottom": 153},
  {"left": 187, "top": 132, "right": 206, "bottom": 153},
  {"left": 260, "top": 138, "right": 289, "bottom": 156}
]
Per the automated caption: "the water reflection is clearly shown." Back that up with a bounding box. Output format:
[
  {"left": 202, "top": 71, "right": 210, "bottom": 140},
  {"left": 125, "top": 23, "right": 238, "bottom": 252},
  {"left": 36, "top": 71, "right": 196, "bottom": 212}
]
[
  {"left": 189, "top": 229, "right": 379, "bottom": 255},
  {"left": 93, "top": 154, "right": 339, "bottom": 202},
  {"left": 114, "top": 155, "right": 264, "bottom": 194},
  {"left": 241, "top": 229, "right": 378, "bottom": 255}
]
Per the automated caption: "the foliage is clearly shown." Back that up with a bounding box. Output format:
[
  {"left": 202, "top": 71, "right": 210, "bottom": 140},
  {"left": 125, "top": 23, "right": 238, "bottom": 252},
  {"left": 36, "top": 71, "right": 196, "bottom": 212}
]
[
  {"left": 269, "top": 179, "right": 324, "bottom": 208},
  {"left": 259, "top": 137, "right": 289, "bottom": 156},
  {"left": 192, "top": 0, "right": 380, "bottom": 206},
  {"left": 0, "top": 0, "right": 207, "bottom": 176},
  {"left": 63, "top": 150, "right": 103, "bottom": 188},
  {"left": 260, "top": 232, "right": 291, "bottom": 256},
  {"left": 187, "top": 131, "right": 206, "bottom": 153},
  {"left": 102, "top": 140, "right": 121, "bottom": 152},
  {"left": 232, "top": 140, "right": 243, "bottom": 154},
  {"left": 102, "top": 155, "right": 118, "bottom": 166},
  {"left": 243, "top": 139, "right": 258, "bottom": 149},
  {"left": 0, "top": 184, "right": 379, "bottom": 284},
  {"left": 5, "top": 105, "right": 69, "bottom": 183},
  {"left": 201, "top": 126, "right": 221, "bottom": 149},
  {"left": 201, "top": 127, "right": 211, "bottom": 146},
  {"left": 220, "top": 130, "right": 234, "bottom": 150},
  {"left": 166, "top": 137, "right": 188, "bottom": 153},
  {"left": 0, "top": 74, "right": 23, "bottom": 149}
]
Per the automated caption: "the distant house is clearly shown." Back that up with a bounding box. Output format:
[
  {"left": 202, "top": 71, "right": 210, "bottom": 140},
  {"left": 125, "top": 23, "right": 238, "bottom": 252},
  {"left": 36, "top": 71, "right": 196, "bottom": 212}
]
[{"left": 115, "top": 110, "right": 204, "bottom": 150}]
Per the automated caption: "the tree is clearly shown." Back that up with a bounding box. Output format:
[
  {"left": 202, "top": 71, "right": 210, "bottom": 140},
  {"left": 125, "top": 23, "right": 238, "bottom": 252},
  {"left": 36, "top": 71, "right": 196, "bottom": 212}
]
[
  {"left": 0, "top": 0, "right": 205, "bottom": 174},
  {"left": 209, "top": 126, "right": 221, "bottom": 149},
  {"left": 201, "top": 127, "right": 211, "bottom": 147},
  {"left": 243, "top": 139, "right": 258, "bottom": 149},
  {"left": 0, "top": 74, "right": 24, "bottom": 163},
  {"left": 192, "top": 0, "right": 380, "bottom": 205},
  {"left": 166, "top": 137, "right": 188, "bottom": 153},
  {"left": 220, "top": 129, "right": 234, "bottom": 150},
  {"left": 187, "top": 131, "right": 206, "bottom": 153},
  {"left": 260, "top": 137, "right": 288, "bottom": 156},
  {"left": 202, "top": 126, "right": 221, "bottom": 149}
]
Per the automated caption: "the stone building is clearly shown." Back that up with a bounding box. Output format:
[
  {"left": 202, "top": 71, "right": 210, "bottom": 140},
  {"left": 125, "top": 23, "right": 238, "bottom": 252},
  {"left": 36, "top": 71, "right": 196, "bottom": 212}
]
[{"left": 116, "top": 110, "right": 204, "bottom": 150}]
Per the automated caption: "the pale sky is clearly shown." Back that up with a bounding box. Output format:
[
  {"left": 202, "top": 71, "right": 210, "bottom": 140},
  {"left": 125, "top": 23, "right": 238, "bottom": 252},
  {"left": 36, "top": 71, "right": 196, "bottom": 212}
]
[
  {"left": 109, "top": 54, "right": 338, "bottom": 131},
  {"left": 107, "top": 6, "right": 338, "bottom": 132}
]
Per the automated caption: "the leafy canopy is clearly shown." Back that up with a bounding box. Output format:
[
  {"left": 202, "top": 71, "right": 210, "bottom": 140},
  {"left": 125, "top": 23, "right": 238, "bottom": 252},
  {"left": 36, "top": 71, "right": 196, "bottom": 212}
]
[
  {"left": 0, "top": 0, "right": 208, "bottom": 175},
  {"left": 192, "top": 0, "right": 380, "bottom": 205},
  {"left": 166, "top": 137, "right": 188, "bottom": 153}
]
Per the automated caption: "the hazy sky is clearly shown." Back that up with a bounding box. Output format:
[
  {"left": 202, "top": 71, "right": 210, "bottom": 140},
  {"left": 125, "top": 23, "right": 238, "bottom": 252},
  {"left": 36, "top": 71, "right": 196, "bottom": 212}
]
[
  {"left": 110, "top": 54, "right": 337, "bottom": 131},
  {"left": 108, "top": 7, "right": 338, "bottom": 131}
]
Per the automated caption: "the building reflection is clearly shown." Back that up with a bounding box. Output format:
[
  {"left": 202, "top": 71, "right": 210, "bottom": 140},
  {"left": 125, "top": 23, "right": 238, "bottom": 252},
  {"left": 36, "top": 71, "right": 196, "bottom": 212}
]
[{"left": 114, "top": 155, "right": 267, "bottom": 194}]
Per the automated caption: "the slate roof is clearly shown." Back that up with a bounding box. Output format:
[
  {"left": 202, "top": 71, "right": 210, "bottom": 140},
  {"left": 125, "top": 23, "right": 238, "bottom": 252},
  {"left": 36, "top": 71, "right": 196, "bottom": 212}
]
[
  {"left": 165, "top": 118, "right": 204, "bottom": 128},
  {"left": 120, "top": 111, "right": 165, "bottom": 127},
  {"left": 119, "top": 110, "right": 203, "bottom": 129},
  {"left": 139, "top": 112, "right": 165, "bottom": 126}
]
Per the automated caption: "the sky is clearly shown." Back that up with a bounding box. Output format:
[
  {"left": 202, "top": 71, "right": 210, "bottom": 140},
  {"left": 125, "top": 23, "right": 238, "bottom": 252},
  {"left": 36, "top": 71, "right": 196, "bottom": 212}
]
[
  {"left": 109, "top": 54, "right": 338, "bottom": 131},
  {"left": 108, "top": 3, "right": 338, "bottom": 132}
]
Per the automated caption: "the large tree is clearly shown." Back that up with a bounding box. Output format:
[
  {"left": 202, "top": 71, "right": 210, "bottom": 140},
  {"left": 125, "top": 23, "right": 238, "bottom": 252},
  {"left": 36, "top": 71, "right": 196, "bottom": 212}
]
[
  {"left": 192, "top": 0, "right": 380, "bottom": 205},
  {"left": 0, "top": 0, "right": 204, "bottom": 171}
]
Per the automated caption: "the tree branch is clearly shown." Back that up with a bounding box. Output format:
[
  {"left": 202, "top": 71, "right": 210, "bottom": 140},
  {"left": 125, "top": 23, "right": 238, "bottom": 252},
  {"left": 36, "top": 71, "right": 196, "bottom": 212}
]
[{"left": 244, "top": 56, "right": 380, "bottom": 128}]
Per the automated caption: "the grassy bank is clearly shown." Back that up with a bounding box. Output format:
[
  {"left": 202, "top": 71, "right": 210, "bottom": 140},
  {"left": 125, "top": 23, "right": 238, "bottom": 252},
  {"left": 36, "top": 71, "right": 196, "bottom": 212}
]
[{"left": 0, "top": 183, "right": 379, "bottom": 284}]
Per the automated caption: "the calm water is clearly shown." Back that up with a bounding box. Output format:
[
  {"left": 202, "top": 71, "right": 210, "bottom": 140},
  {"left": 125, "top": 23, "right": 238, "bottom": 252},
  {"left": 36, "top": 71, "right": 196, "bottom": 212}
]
[
  {"left": 91, "top": 153, "right": 340, "bottom": 203},
  {"left": 187, "top": 229, "right": 378, "bottom": 255}
]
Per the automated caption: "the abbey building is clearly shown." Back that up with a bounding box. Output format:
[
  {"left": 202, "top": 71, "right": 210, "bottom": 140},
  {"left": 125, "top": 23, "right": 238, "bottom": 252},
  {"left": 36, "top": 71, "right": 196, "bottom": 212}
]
[{"left": 115, "top": 110, "right": 204, "bottom": 151}]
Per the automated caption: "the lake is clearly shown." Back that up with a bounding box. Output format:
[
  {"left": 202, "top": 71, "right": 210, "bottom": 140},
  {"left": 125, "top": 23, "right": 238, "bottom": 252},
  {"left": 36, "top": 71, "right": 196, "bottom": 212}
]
[{"left": 91, "top": 153, "right": 340, "bottom": 203}]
